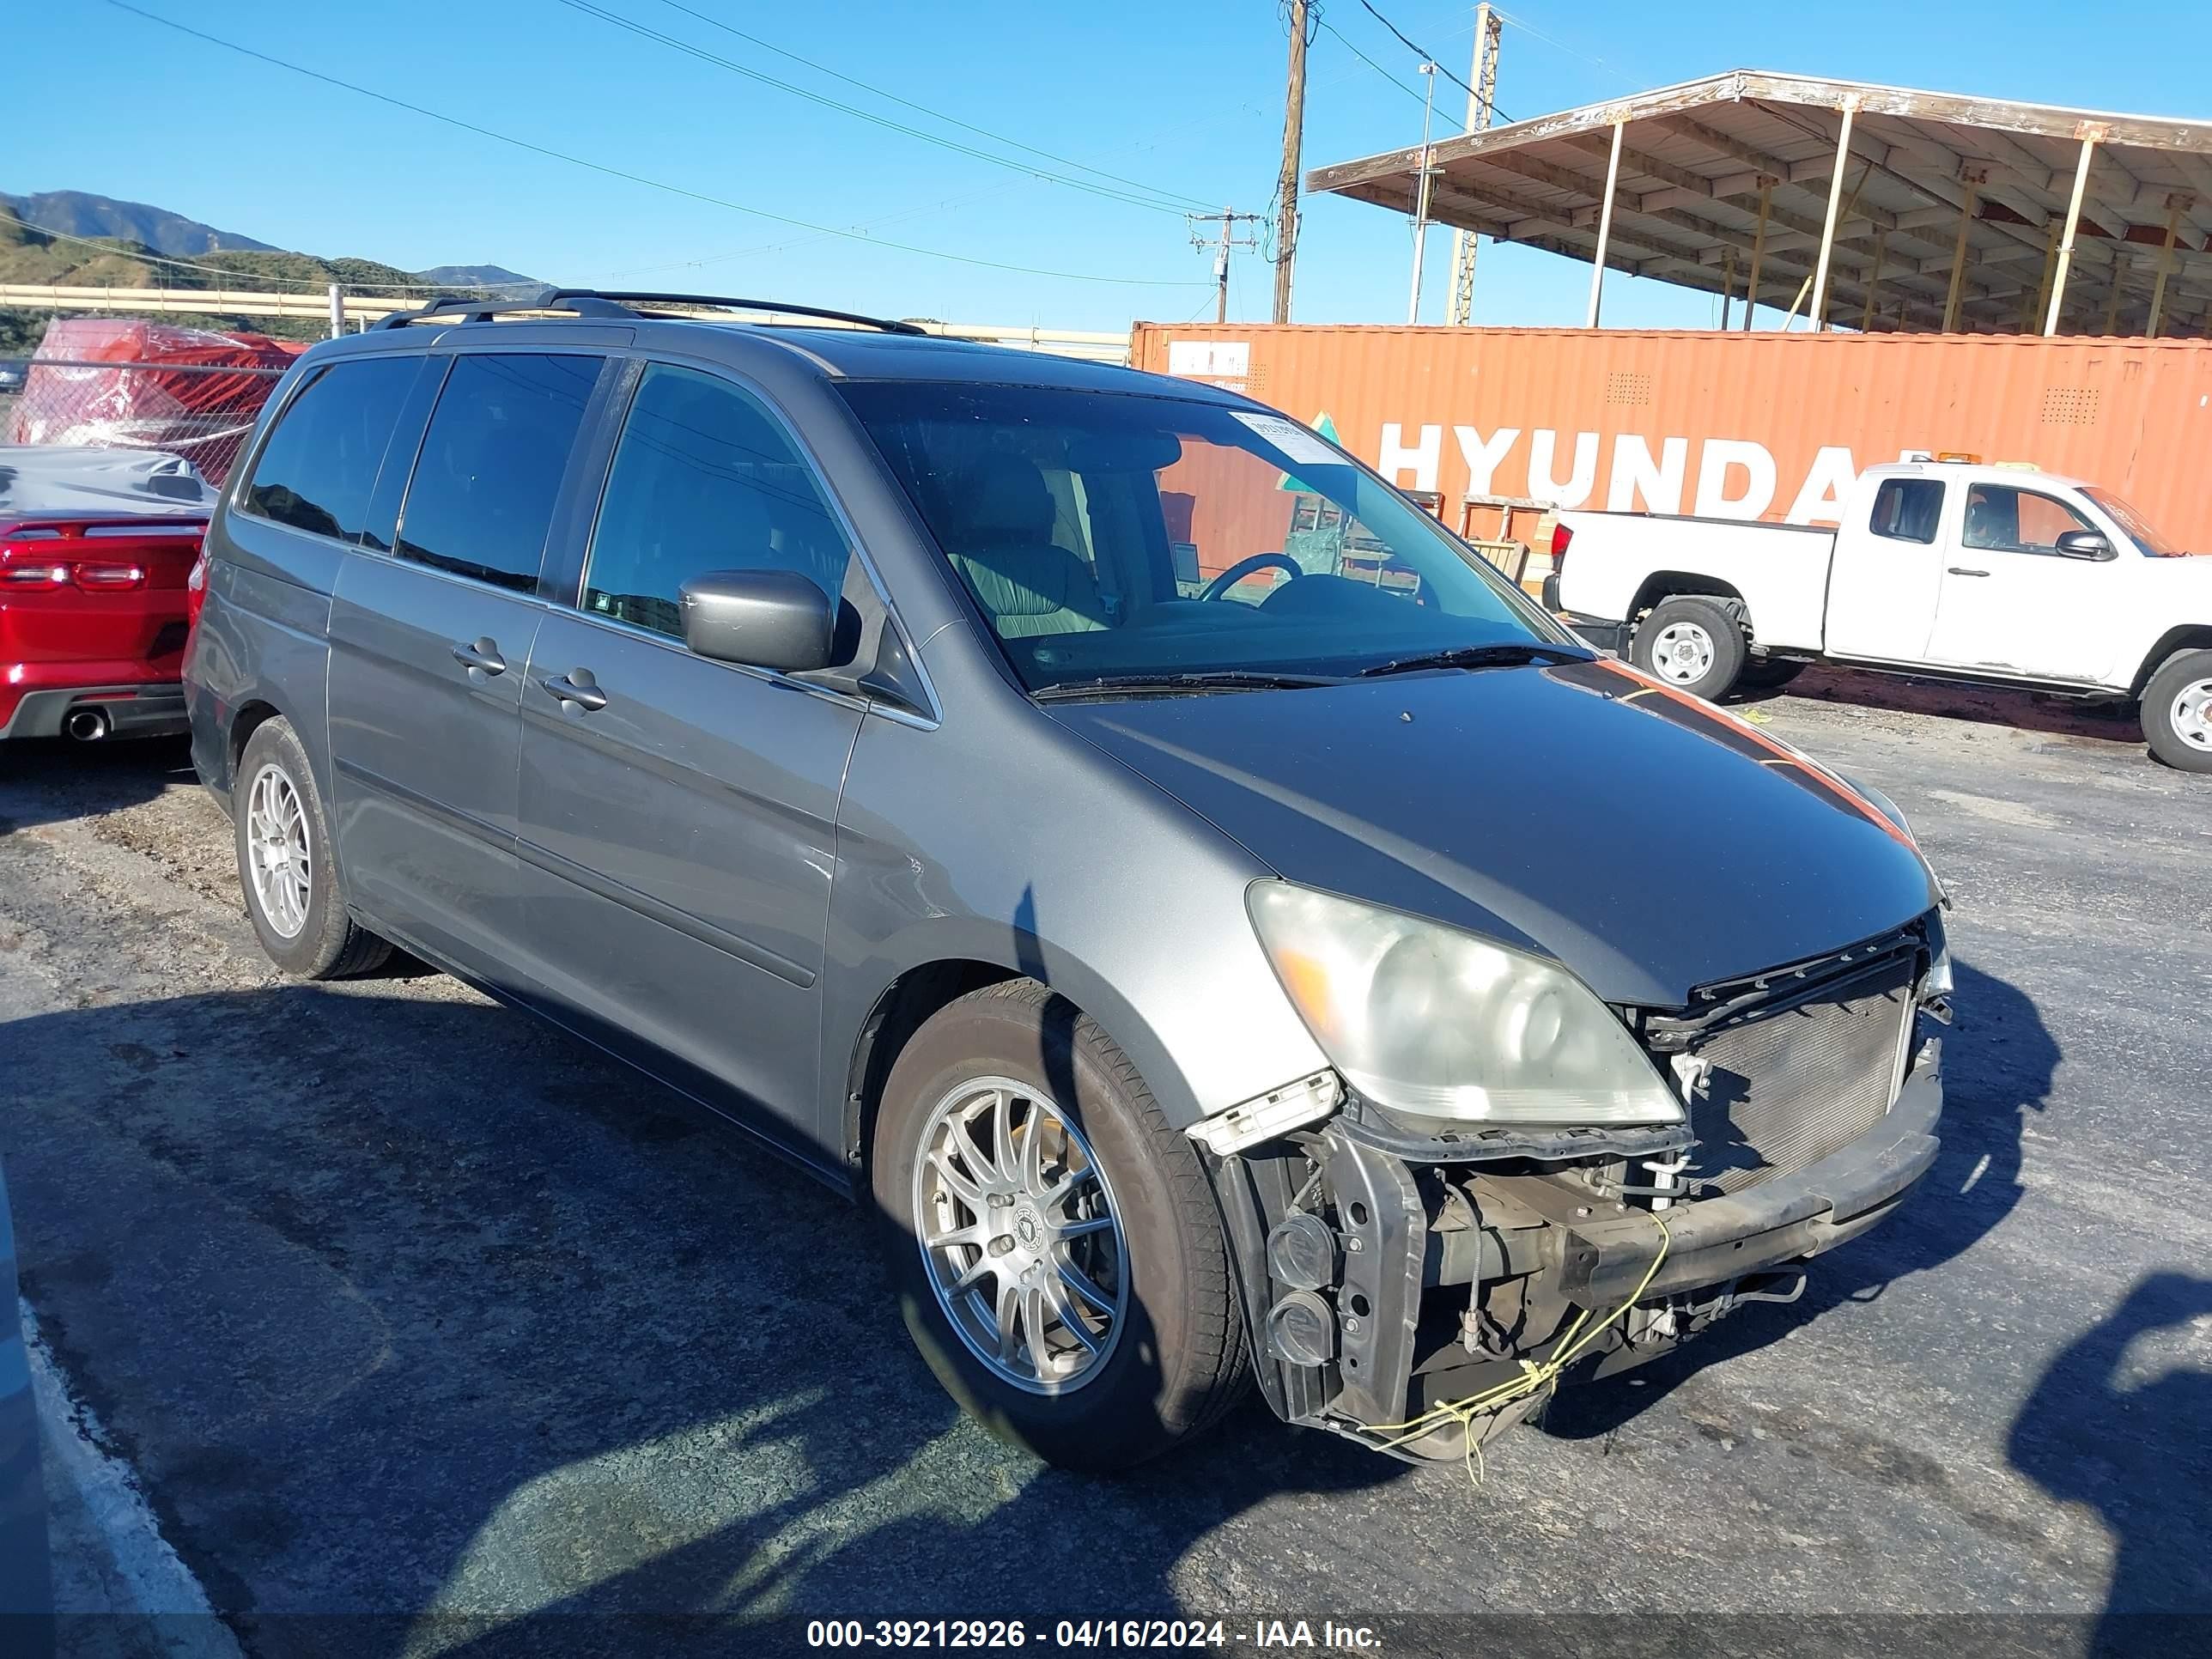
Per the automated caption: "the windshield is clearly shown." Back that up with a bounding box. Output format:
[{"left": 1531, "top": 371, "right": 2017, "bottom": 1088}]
[
  {"left": 841, "top": 381, "right": 1565, "bottom": 690},
  {"left": 2084, "top": 487, "right": 2183, "bottom": 557}
]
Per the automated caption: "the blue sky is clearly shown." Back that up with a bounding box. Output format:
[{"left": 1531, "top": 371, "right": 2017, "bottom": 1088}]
[{"left": 15, "top": 0, "right": 2210, "bottom": 332}]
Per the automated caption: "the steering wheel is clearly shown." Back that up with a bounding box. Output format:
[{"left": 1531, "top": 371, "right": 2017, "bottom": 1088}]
[{"left": 1200, "top": 552, "right": 1304, "bottom": 603}]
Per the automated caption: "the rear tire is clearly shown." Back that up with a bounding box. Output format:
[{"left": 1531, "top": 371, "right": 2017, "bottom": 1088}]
[
  {"left": 233, "top": 718, "right": 392, "bottom": 978},
  {"left": 1632, "top": 596, "right": 1746, "bottom": 700},
  {"left": 872, "top": 979, "right": 1249, "bottom": 1471},
  {"left": 2143, "top": 649, "right": 2212, "bottom": 773}
]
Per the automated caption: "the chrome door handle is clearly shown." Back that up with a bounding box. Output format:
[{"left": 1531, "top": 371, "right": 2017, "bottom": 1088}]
[
  {"left": 541, "top": 670, "right": 608, "bottom": 712},
  {"left": 451, "top": 637, "right": 506, "bottom": 674},
  {"left": 1947, "top": 567, "right": 1990, "bottom": 577}
]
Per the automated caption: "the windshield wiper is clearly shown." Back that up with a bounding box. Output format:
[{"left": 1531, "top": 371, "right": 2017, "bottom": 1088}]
[
  {"left": 1356, "top": 641, "right": 1595, "bottom": 679},
  {"left": 1032, "top": 670, "right": 1345, "bottom": 702}
]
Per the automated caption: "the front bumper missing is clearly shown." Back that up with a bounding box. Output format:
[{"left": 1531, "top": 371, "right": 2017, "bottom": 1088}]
[{"left": 1210, "top": 1037, "right": 1944, "bottom": 1449}]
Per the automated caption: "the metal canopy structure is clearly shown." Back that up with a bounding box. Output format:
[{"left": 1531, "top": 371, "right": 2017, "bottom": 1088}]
[{"left": 1308, "top": 70, "right": 2212, "bottom": 339}]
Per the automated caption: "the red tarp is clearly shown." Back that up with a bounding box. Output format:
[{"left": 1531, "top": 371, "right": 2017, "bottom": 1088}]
[{"left": 7, "top": 318, "right": 302, "bottom": 484}]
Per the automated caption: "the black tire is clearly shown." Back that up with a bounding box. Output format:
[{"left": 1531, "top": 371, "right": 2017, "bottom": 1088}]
[
  {"left": 872, "top": 979, "right": 1249, "bottom": 1471},
  {"left": 2142, "top": 648, "right": 2212, "bottom": 773},
  {"left": 232, "top": 717, "right": 392, "bottom": 977},
  {"left": 1737, "top": 657, "right": 1806, "bottom": 691},
  {"left": 1632, "top": 595, "right": 1747, "bottom": 700}
]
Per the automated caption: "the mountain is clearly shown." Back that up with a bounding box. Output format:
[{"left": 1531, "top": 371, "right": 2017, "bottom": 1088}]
[
  {"left": 0, "top": 191, "right": 544, "bottom": 349},
  {"left": 0, "top": 190, "right": 275, "bottom": 255},
  {"left": 415, "top": 264, "right": 542, "bottom": 294}
]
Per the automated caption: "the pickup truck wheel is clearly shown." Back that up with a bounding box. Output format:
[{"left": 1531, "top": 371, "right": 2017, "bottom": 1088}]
[
  {"left": 872, "top": 980, "right": 1249, "bottom": 1472},
  {"left": 233, "top": 719, "right": 392, "bottom": 978},
  {"left": 2144, "top": 650, "right": 2212, "bottom": 773},
  {"left": 1632, "top": 597, "right": 1746, "bottom": 700}
]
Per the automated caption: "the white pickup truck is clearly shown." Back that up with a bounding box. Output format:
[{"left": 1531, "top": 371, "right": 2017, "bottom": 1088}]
[{"left": 1545, "top": 459, "right": 2212, "bottom": 771}]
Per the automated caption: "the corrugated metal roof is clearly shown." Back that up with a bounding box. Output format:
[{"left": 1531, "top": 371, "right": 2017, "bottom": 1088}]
[{"left": 1308, "top": 70, "right": 2212, "bottom": 339}]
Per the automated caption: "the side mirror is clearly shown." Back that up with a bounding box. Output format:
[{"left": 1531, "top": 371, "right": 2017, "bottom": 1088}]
[
  {"left": 679, "top": 568, "right": 837, "bottom": 672},
  {"left": 2053, "top": 529, "right": 2116, "bottom": 562}
]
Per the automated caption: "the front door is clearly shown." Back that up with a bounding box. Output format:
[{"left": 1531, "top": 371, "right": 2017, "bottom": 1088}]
[
  {"left": 512, "top": 362, "right": 866, "bottom": 1151},
  {"left": 327, "top": 350, "right": 605, "bottom": 975},
  {"left": 1924, "top": 483, "right": 2118, "bottom": 682}
]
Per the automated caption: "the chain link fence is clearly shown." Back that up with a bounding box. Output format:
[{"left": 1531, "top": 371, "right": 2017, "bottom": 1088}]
[{"left": 5, "top": 357, "right": 289, "bottom": 487}]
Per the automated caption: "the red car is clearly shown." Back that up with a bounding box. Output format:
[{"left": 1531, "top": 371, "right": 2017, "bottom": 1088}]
[{"left": 0, "top": 447, "right": 212, "bottom": 743}]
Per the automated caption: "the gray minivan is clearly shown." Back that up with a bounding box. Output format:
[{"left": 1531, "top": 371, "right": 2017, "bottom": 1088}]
[{"left": 185, "top": 291, "right": 1948, "bottom": 1471}]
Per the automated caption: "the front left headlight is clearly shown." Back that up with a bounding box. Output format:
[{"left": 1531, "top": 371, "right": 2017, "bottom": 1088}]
[{"left": 1248, "top": 882, "right": 1682, "bottom": 1132}]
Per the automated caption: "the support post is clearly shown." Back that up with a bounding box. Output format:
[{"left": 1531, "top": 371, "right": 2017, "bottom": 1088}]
[
  {"left": 2028, "top": 218, "right": 2061, "bottom": 333},
  {"left": 1942, "top": 179, "right": 1978, "bottom": 333},
  {"left": 2044, "top": 130, "right": 2102, "bottom": 337},
  {"left": 1273, "top": 0, "right": 1309, "bottom": 323},
  {"left": 2147, "top": 197, "right": 2183, "bottom": 338},
  {"left": 1585, "top": 115, "right": 1626, "bottom": 329},
  {"left": 1808, "top": 100, "right": 1857, "bottom": 332},
  {"left": 1741, "top": 180, "right": 1769, "bottom": 331},
  {"left": 327, "top": 283, "right": 343, "bottom": 340},
  {"left": 1720, "top": 245, "right": 1735, "bottom": 331},
  {"left": 1445, "top": 2, "right": 1502, "bottom": 325},
  {"left": 1407, "top": 63, "right": 1440, "bottom": 325},
  {"left": 1860, "top": 228, "right": 1887, "bottom": 331}
]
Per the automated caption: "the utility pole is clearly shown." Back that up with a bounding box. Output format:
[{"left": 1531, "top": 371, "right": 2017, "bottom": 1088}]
[
  {"left": 1445, "top": 3, "right": 1502, "bottom": 326},
  {"left": 1188, "top": 209, "right": 1265, "bottom": 324},
  {"left": 1273, "top": 0, "right": 1310, "bottom": 323},
  {"left": 1407, "top": 63, "right": 1440, "bottom": 324}
]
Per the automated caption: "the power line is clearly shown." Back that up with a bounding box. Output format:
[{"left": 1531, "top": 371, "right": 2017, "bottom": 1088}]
[
  {"left": 645, "top": 0, "right": 1218, "bottom": 212},
  {"left": 1489, "top": 6, "right": 1640, "bottom": 92},
  {"left": 552, "top": 0, "right": 1195, "bottom": 217},
  {"left": 96, "top": 2, "right": 1211, "bottom": 290},
  {"left": 1352, "top": 0, "right": 1486, "bottom": 109},
  {"left": 1316, "top": 17, "right": 1462, "bottom": 131}
]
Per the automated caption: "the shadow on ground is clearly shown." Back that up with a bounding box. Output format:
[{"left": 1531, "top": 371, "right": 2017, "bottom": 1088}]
[
  {"left": 1731, "top": 665, "right": 2143, "bottom": 749},
  {"left": 2, "top": 982, "right": 1401, "bottom": 1659},
  {"left": 0, "top": 737, "right": 192, "bottom": 835}
]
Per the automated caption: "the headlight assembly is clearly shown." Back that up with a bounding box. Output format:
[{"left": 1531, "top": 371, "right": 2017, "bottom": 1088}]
[{"left": 1247, "top": 882, "right": 1683, "bottom": 1132}]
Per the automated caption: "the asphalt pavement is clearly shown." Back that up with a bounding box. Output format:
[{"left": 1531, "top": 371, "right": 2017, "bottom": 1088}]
[{"left": 1, "top": 669, "right": 2208, "bottom": 1658}]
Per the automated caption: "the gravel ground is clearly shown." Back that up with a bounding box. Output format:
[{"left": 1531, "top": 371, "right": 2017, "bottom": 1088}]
[{"left": 2, "top": 668, "right": 2209, "bottom": 1658}]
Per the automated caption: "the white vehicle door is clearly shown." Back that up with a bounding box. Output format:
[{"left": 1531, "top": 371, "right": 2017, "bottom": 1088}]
[
  {"left": 1823, "top": 475, "right": 1948, "bottom": 661},
  {"left": 1924, "top": 483, "right": 2122, "bottom": 682}
]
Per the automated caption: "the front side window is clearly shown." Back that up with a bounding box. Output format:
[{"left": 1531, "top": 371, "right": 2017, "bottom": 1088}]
[
  {"left": 1960, "top": 484, "right": 2097, "bottom": 555},
  {"left": 583, "top": 363, "right": 852, "bottom": 640},
  {"left": 1868, "top": 477, "right": 1942, "bottom": 545},
  {"left": 242, "top": 356, "right": 416, "bottom": 543},
  {"left": 841, "top": 382, "right": 1561, "bottom": 689},
  {"left": 395, "top": 354, "right": 600, "bottom": 592}
]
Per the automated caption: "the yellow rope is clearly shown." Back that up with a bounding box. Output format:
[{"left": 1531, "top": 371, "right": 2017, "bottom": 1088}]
[{"left": 1360, "top": 1208, "right": 1673, "bottom": 1476}]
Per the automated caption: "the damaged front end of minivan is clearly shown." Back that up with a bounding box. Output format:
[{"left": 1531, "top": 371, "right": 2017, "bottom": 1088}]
[{"left": 1193, "top": 890, "right": 1950, "bottom": 1462}]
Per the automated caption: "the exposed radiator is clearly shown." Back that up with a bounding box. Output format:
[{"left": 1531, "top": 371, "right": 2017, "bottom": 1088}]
[{"left": 1686, "top": 955, "right": 1917, "bottom": 1194}]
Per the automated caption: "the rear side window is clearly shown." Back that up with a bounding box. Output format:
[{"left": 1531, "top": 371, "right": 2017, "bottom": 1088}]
[
  {"left": 243, "top": 356, "right": 416, "bottom": 543},
  {"left": 582, "top": 363, "right": 852, "bottom": 639},
  {"left": 395, "top": 354, "right": 600, "bottom": 592},
  {"left": 1869, "top": 477, "right": 1942, "bottom": 544}
]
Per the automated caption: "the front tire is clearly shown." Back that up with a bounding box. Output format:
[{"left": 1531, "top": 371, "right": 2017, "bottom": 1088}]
[
  {"left": 233, "top": 718, "right": 392, "bottom": 977},
  {"left": 872, "top": 980, "right": 1249, "bottom": 1471},
  {"left": 1632, "top": 596, "right": 1746, "bottom": 700},
  {"left": 2143, "top": 649, "right": 2212, "bottom": 773}
]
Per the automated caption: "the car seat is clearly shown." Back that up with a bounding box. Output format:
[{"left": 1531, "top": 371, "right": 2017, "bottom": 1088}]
[{"left": 945, "top": 454, "right": 1111, "bottom": 639}]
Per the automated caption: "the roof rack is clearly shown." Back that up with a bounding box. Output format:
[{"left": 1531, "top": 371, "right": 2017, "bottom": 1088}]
[{"left": 373, "top": 289, "right": 927, "bottom": 335}]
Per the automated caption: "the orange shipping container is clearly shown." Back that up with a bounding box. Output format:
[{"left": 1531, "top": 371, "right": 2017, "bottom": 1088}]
[{"left": 1128, "top": 324, "right": 2212, "bottom": 556}]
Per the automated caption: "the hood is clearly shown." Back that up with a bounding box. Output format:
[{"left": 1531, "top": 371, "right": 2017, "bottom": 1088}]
[{"left": 1048, "top": 657, "right": 1939, "bottom": 1007}]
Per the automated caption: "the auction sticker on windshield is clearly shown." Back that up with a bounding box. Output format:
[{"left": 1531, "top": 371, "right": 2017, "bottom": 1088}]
[{"left": 1230, "top": 410, "right": 1346, "bottom": 469}]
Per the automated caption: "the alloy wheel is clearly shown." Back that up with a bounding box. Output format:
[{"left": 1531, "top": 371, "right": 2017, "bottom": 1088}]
[
  {"left": 1650, "top": 620, "right": 1717, "bottom": 685},
  {"left": 245, "top": 762, "right": 313, "bottom": 939},
  {"left": 913, "top": 1075, "right": 1128, "bottom": 1395}
]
